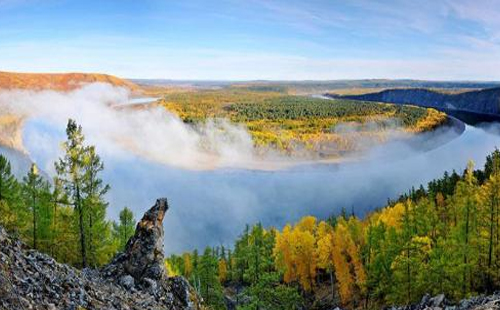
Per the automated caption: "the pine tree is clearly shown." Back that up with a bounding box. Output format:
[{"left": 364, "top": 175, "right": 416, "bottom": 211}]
[
  {"left": 478, "top": 155, "right": 500, "bottom": 292},
  {"left": 82, "top": 145, "right": 112, "bottom": 266},
  {"left": 0, "top": 154, "right": 22, "bottom": 233},
  {"left": 55, "top": 119, "right": 111, "bottom": 267},
  {"left": 199, "top": 247, "right": 225, "bottom": 309},
  {"left": 56, "top": 119, "right": 88, "bottom": 267},
  {"left": 113, "top": 207, "right": 135, "bottom": 251},
  {"left": 22, "top": 163, "right": 51, "bottom": 251}
]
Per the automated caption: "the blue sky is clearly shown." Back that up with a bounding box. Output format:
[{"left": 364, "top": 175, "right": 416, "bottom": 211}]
[{"left": 0, "top": 0, "right": 499, "bottom": 80}]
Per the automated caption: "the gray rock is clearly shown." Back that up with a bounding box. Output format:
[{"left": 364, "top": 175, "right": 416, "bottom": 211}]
[
  {"left": 119, "top": 275, "right": 135, "bottom": 290},
  {"left": 430, "top": 294, "right": 446, "bottom": 307},
  {"left": 0, "top": 198, "right": 201, "bottom": 310},
  {"left": 103, "top": 198, "right": 169, "bottom": 285}
]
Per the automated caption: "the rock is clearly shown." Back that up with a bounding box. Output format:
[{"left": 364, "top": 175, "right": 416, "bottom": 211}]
[
  {"left": 103, "top": 198, "right": 168, "bottom": 285},
  {"left": 119, "top": 275, "right": 135, "bottom": 290},
  {"left": 0, "top": 198, "right": 201, "bottom": 310},
  {"left": 391, "top": 293, "right": 500, "bottom": 310},
  {"left": 420, "top": 294, "right": 432, "bottom": 307},
  {"left": 169, "top": 276, "right": 201, "bottom": 309},
  {"left": 430, "top": 294, "right": 447, "bottom": 307}
]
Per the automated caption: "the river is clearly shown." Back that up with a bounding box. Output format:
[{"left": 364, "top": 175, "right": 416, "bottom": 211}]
[{"left": 14, "top": 97, "right": 500, "bottom": 254}]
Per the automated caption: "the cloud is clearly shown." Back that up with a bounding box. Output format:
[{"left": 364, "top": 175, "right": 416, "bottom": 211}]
[{"left": 447, "top": 0, "right": 500, "bottom": 40}]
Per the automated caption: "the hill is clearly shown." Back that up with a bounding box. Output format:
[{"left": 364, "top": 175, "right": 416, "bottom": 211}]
[
  {"left": 0, "top": 71, "right": 138, "bottom": 91},
  {"left": 168, "top": 150, "right": 500, "bottom": 310},
  {"left": 338, "top": 87, "right": 500, "bottom": 116}
]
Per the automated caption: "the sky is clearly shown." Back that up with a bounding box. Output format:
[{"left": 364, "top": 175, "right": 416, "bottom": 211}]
[{"left": 0, "top": 0, "right": 499, "bottom": 80}]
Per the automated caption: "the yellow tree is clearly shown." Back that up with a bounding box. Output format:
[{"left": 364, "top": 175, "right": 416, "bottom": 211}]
[
  {"left": 274, "top": 217, "right": 318, "bottom": 292},
  {"left": 183, "top": 252, "right": 193, "bottom": 278},
  {"left": 218, "top": 259, "right": 228, "bottom": 284},
  {"left": 332, "top": 225, "right": 354, "bottom": 305},
  {"left": 331, "top": 218, "right": 366, "bottom": 307},
  {"left": 274, "top": 224, "right": 296, "bottom": 283},
  {"left": 478, "top": 169, "right": 500, "bottom": 291},
  {"left": 292, "top": 225, "right": 317, "bottom": 291},
  {"left": 316, "top": 221, "right": 335, "bottom": 298}
]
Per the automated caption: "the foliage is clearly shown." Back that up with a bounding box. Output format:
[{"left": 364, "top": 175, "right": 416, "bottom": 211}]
[
  {"left": 0, "top": 121, "right": 136, "bottom": 269},
  {"left": 161, "top": 89, "right": 446, "bottom": 157},
  {"left": 169, "top": 149, "right": 500, "bottom": 309},
  {"left": 112, "top": 207, "right": 136, "bottom": 251}
]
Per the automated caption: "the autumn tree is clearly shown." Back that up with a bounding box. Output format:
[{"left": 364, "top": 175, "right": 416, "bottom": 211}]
[
  {"left": 478, "top": 155, "right": 500, "bottom": 292},
  {"left": 316, "top": 221, "right": 334, "bottom": 299}
]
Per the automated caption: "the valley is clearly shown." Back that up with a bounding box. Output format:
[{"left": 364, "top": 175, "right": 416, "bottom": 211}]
[
  {"left": 2, "top": 73, "right": 500, "bottom": 310},
  {"left": 3, "top": 1, "right": 500, "bottom": 309}
]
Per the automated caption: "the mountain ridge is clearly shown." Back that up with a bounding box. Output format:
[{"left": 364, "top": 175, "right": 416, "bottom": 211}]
[
  {"left": 336, "top": 87, "right": 500, "bottom": 116},
  {"left": 0, "top": 71, "right": 139, "bottom": 91}
]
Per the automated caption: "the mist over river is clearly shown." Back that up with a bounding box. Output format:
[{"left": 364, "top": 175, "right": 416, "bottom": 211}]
[
  {"left": 20, "top": 118, "right": 500, "bottom": 254},
  {"left": 3, "top": 85, "right": 500, "bottom": 254}
]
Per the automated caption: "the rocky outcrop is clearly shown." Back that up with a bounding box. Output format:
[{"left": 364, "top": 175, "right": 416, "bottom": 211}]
[
  {"left": 0, "top": 198, "right": 201, "bottom": 310},
  {"left": 103, "top": 198, "right": 168, "bottom": 285}
]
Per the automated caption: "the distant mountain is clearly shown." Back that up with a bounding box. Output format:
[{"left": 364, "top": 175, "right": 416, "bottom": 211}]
[
  {"left": 0, "top": 71, "right": 138, "bottom": 91},
  {"left": 337, "top": 87, "right": 500, "bottom": 116}
]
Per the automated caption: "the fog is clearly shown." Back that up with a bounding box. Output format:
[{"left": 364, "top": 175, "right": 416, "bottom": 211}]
[
  {"left": 0, "top": 83, "right": 288, "bottom": 172},
  {"left": 1, "top": 84, "right": 500, "bottom": 254}
]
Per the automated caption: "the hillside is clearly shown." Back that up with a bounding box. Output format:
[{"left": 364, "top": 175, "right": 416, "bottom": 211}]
[
  {"left": 168, "top": 149, "right": 500, "bottom": 310},
  {"left": 338, "top": 87, "right": 500, "bottom": 116},
  {"left": 0, "top": 199, "right": 201, "bottom": 310},
  {"left": 0, "top": 71, "right": 138, "bottom": 91}
]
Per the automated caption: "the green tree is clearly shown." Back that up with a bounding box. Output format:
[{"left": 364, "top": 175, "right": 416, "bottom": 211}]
[
  {"left": 113, "top": 207, "right": 136, "bottom": 251},
  {"left": 199, "top": 247, "right": 225, "bottom": 309},
  {"left": 0, "top": 154, "right": 22, "bottom": 233},
  {"left": 21, "top": 163, "right": 51, "bottom": 251},
  {"left": 56, "top": 119, "right": 88, "bottom": 267},
  {"left": 55, "top": 119, "right": 111, "bottom": 267}
]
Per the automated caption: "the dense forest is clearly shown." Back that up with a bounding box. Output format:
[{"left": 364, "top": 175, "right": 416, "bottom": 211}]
[
  {"left": 162, "top": 89, "right": 446, "bottom": 156},
  {"left": 0, "top": 119, "right": 136, "bottom": 268},
  {"left": 167, "top": 149, "right": 500, "bottom": 309},
  {"left": 3, "top": 117, "right": 500, "bottom": 310}
]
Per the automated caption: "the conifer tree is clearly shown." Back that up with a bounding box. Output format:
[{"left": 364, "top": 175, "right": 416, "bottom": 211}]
[
  {"left": 22, "top": 163, "right": 51, "bottom": 251},
  {"left": 55, "top": 119, "right": 111, "bottom": 267},
  {"left": 113, "top": 206, "right": 135, "bottom": 251},
  {"left": 0, "top": 154, "right": 22, "bottom": 233}
]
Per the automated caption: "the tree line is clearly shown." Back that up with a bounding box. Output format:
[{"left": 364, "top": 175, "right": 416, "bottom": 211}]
[
  {"left": 0, "top": 119, "right": 136, "bottom": 268},
  {"left": 168, "top": 149, "right": 500, "bottom": 309}
]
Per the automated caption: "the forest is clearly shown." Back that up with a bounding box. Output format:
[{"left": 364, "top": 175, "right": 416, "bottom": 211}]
[
  {"left": 161, "top": 89, "right": 447, "bottom": 156},
  {"left": 3, "top": 117, "right": 500, "bottom": 310},
  {"left": 167, "top": 149, "right": 500, "bottom": 310},
  {"left": 0, "top": 119, "right": 136, "bottom": 268}
]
